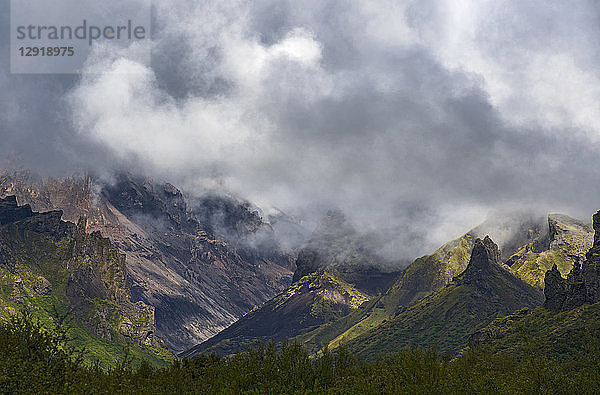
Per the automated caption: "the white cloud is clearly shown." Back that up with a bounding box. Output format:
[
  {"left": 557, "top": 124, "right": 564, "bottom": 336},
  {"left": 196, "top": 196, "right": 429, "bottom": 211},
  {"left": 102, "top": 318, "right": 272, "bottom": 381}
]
[{"left": 8, "top": 0, "right": 600, "bottom": 259}]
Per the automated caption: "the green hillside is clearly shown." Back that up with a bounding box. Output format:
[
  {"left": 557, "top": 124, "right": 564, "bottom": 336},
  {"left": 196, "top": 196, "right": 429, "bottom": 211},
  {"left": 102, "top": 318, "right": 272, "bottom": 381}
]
[
  {"left": 343, "top": 237, "right": 544, "bottom": 358},
  {"left": 508, "top": 214, "right": 592, "bottom": 288},
  {"left": 469, "top": 303, "right": 600, "bottom": 361},
  {"left": 297, "top": 213, "right": 584, "bottom": 354},
  {"left": 181, "top": 270, "right": 370, "bottom": 357},
  {"left": 296, "top": 232, "right": 478, "bottom": 353},
  {"left": 0, "top": 196, "right": 171, "bottom": 370}
]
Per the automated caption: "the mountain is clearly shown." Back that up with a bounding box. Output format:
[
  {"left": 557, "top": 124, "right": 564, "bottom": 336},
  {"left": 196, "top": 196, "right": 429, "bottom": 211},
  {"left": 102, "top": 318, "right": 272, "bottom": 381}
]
[
  {"left": 292, "top": 210, "right": 401, "bottom": 293},
  {"left": 543, "top": 210, "right": 600, "bottom": 312},
  {"left": 470, "top": 210, "right": 600, "bottom": 360},
  {"left": 296, "top": 213, "right": 549, "bottom": 353},
  {"left": 180, "top": 271, "right": 369, "bottom": 357},
  {"left": 0, "top": 171, "right": 296, "bottom": 353},
  {"left": 507, "top": 214, "right": 592, "bottom": 288},
  {"left": 182, "top": 210, "right": 402, "bottom": 357},
  {"left": 183, "top": 211, "right": 570, "bottom": 358},
  {"left": 341, "top": 236, "right": 543, "bottom": 358},
  {"left": 295, "top": 233, "right": 478, "bottom": 354},
  {"left": 0, "top": 196, "right": 170, "bottom": 368}
]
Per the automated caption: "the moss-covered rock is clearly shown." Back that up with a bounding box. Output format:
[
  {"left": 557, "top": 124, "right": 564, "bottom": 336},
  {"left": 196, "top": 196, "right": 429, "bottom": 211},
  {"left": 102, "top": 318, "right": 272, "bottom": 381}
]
[
  {"left": 0, "top": 195, "right": 170, "bottom": 368},
  {"left": 509, "top": 214, "right": 592, "bottom": 288}
]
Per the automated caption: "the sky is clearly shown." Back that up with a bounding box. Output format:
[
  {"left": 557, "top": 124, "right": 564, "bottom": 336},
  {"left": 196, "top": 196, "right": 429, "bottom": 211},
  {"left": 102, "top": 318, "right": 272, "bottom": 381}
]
[{"left": 2, "top": 0, "right": 600, "bottom": 259}]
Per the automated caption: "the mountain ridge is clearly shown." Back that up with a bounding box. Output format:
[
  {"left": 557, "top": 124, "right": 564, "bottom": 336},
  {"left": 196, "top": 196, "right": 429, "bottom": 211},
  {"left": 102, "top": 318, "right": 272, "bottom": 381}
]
[
  {"left": 0, "top": 171, "right": 296, "bottom": 353},
  {"left": 0, "top": 195, "right": 170, "bottom": 368},
  {"left": 342, "top": 236, "right": 543, "bottom": 358}
]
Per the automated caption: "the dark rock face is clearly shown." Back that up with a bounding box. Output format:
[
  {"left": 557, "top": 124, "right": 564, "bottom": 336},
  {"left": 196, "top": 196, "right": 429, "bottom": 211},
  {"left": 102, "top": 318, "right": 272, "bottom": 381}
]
[
  {"left": 459, "top": 236, "right": 502, "bottom": 286},
  {"left": 456, "top": 236, "right": 542, "bottom": 303},
  {"left": 0, "top": 196, "right": 36, "bottom": 225},
  {"left": 543, "top": 265, "right": 569, "bottom": 311},
  {"left": 544, "top": 210, "right": 600, "bottom": 311},
  {"left": 189, "top": 194, "right": 296, "bottom": 272}
]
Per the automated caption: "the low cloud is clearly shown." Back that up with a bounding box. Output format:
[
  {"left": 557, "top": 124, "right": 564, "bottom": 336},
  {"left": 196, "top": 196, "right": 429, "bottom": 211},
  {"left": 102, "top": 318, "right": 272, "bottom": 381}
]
[{"left": 3, "top": 1, "right": 600, "bottom": 259}]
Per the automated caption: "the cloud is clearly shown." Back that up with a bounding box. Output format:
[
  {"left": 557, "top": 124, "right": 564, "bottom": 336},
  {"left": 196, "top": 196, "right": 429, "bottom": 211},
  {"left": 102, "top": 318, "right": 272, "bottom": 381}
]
[{"left": 4, "top": 0, "right": 600, "bottom": 259}]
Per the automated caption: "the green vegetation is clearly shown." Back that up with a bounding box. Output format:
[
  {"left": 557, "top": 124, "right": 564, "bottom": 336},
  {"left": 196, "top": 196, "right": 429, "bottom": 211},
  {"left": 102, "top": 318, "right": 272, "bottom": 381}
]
[
  {"left": 510, "top": 249, "right": 573, "bottom": 288},
  {"left": 509, "top": 214, "right": 592, "bottom": 288},
  {"left": 342, "top": 241, "right": 544, "bottom": 359},
  {"left": 297, "top": 233, "right": 477, "bottom": 354},
  {"left": 0, "top": 201, "right": 172, "bottom": 371},
  {"left": 4, "top": 309, "right": 600, "bottom": 393},
  {"left": 470, "top": 302, "right": 600, "bottom": 361}
]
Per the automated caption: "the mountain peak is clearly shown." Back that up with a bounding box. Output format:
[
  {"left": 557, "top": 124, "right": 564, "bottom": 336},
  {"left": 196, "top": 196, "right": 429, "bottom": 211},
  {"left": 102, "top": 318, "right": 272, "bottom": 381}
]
[
  {"left": 458, "top": 236, "right": 501, "bottom": 285},
  {"left": 292, "top": 209, "right": 400, "bottom": 294}
]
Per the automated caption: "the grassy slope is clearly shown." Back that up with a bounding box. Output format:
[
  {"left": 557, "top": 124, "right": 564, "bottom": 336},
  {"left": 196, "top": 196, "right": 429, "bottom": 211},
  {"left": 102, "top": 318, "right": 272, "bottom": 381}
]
[
  {"left": 0, "top": 225, "right": 171, "bottom": 370},
  {"left": 471, "top": 302, "right": 600, "bottom": 361},
  {"left": 510, "top": 249, "right": 574, "bottom": 288},
  {"left": 296, "top": 233, "right": 477, "bottom": 353},
  {"left": 343, "top": 258, "right": 543, "bottom": 359},
  {"left": 509, "top": 214, "right": 592, "bottom": 288}
]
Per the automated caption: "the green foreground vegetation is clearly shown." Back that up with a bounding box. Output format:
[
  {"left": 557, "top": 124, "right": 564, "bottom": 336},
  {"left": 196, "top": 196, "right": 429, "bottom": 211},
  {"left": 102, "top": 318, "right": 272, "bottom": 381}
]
[{"left": 2, "top": 310, "right": 600, "bottom": 394}]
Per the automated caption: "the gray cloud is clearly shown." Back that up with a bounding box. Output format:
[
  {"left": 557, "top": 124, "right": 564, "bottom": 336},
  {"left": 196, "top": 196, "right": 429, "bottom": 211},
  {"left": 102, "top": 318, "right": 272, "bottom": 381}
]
[{"left": 3, "top": 0, "right": 600, "bottom": 259}]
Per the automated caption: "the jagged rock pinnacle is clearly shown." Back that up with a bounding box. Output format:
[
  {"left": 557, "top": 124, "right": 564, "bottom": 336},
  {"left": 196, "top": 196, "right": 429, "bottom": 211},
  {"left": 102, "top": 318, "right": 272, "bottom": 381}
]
[
  {"left": 593, "top": 211, "right": 600, "bottom": 247},
  {"left": 459, "top": 236, "right": 500, "bottom": 285}
]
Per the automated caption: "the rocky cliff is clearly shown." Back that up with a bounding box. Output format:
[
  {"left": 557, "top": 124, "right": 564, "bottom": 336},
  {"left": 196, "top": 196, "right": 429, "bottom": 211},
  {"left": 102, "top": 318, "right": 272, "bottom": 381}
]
[
  {"left": 0, "top": 196, "right": 159, "bottom": 348},
  {"left": 508, "top": 214, "right": 592, "bottom": 288},
  {"left": 0, "top": 171, "right": 296, "bottom": 353},
  {"left": 544, "top": 210, "right": 600, "bottom": 311}
]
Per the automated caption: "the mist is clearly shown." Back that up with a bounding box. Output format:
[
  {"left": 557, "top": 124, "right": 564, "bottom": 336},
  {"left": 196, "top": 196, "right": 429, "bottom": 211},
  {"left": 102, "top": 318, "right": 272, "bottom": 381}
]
[{"left": 2, "top": 0, "right": 600, "bottom": 260}]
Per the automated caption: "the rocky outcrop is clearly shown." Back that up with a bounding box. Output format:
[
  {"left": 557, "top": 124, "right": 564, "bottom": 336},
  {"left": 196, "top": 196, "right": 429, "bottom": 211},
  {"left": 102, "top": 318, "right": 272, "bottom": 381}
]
[
  {"left": 0, "top": 196, "right": 160, "bottom": 348},
  {"left": 341, "top": 236, "right": 543, "bottom": 358},
  {"left": 507, "top": 214, "right": 592, "bottom": 288},
  {"left": 544, "top": 210, "right": 600, "bottom": 311},
  {"left": 65, "top": 218, "right": 159, "bottom": 346},
  {"left": 454, "top": 236, "right": 541, "bottom": 302},
  {"left": 458, "top": 236, "right": 502, "bottom": 285},
  {"left": 0, "top": 196, "right": 37, "bottom": 225}
]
